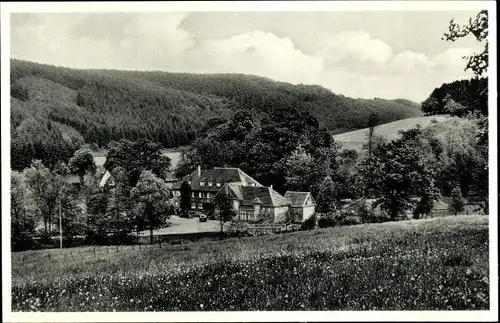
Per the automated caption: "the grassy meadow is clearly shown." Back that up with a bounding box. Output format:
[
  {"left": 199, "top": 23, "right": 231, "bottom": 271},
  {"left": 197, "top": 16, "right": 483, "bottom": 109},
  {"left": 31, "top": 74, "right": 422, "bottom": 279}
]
[
  {"left": 12, "top": 215, "right": 489, "bottom": 311},
  {"left": 333, "top": 115, "right": 453, "bottom": 152}
]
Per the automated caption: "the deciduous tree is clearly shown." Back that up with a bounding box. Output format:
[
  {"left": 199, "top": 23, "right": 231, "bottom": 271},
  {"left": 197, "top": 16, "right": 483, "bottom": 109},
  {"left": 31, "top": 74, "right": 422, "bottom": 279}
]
[
  {"left": 68, "top": 147, "right": 96, "bottom": 184},
  {"left": 214, "top": 191, "right": 235, "bottom": 232},
  {"left": 130, "top": 171, "right": 172, "bottom": 244}
]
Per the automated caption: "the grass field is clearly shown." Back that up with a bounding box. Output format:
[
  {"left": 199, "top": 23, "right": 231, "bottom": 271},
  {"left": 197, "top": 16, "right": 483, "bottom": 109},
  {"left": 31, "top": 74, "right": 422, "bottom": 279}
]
[
  {"left": 333, "top": 115, "right": 452, "bottom": 152},
  {"left": 11, "top": 215, "right": 489, "bottom": 311}
]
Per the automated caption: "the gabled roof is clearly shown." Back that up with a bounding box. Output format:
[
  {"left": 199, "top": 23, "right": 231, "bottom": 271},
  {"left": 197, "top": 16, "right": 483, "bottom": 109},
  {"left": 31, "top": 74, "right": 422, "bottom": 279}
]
[
  {"left": 284, "top": 191, "right": 316, "bottom": 207},
  {"left": 239, "top": 186, "right": 291, "bottom": 207},
  {"left": 172, "top": 167, "right": 262, "bottom": 190}
]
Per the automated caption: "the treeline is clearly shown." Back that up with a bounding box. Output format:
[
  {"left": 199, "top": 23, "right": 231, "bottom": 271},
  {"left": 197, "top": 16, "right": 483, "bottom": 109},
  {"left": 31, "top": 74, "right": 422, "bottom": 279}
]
[
  {"left": 421, "top": 77, "right": 488, "bottom": 116},
  {"left": 10, "top": 59, "right": 422, "bottom": 171},
  {"left": 11, "top": 141, "right": 174, "bottom": 251}
]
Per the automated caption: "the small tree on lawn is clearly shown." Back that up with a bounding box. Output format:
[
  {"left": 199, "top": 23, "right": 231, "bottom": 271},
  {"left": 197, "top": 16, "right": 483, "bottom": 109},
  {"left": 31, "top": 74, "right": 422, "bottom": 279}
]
[
  {"left": 130, "top": 171, "right": 172, "bottom": 244},
  {"left": 316, "top": 175, "right": 337, "bottom": 214},
  {"left": 179, "top": 180, "right": 192, "bottom": 217},
  {"left": 449, "top": 186, "right": 465, "bottom": 216},
  {"left": 214, "top": 191, "right": 235, "bottom": 232}
]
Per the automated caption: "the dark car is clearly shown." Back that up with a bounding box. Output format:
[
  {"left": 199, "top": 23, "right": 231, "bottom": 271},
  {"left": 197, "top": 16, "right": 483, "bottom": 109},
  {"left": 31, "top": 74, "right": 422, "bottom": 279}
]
[{"left": 199, "top": 213, "right": 208, "bottom": 222}]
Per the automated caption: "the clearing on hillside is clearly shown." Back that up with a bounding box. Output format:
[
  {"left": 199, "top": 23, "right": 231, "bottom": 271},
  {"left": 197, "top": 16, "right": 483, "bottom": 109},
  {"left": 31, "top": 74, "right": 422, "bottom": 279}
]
[{"left": 333, "top": 115, "right": 452, "bottom": 152}]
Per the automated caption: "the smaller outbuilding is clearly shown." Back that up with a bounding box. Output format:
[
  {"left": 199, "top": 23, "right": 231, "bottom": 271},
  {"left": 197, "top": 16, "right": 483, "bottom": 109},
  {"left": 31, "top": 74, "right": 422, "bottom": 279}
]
[{"left": 284, "top": 191, "right": 316, "bottom": 222}]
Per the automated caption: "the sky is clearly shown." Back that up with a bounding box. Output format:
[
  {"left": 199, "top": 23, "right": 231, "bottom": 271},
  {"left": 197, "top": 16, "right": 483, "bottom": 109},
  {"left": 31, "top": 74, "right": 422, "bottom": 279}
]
[{"left": 10, "top": 11, "right": 483, "bottom": 102}]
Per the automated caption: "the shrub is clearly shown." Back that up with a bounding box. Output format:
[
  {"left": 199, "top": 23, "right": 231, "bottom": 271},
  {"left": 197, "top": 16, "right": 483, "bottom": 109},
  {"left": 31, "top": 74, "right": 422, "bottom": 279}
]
[
  {"left": 225, "top": 221, "right": 249, "bottom": 237},
  {"left": 318, "top": 213, "right": 337, "bottom": 228},
  {"left": 300, "top": 213, "right": 317, "bottom": 230}
]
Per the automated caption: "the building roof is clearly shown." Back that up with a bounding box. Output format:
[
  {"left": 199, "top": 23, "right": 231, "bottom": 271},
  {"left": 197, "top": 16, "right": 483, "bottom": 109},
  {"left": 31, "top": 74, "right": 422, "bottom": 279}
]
[
  {"left": 284, "top": 191, "right": 315, "bottom": 207},
  {"left": 239, "top": 186, "right": 290, "bottom": 207},
  {"left": 99, "top": 171, "right": 112, "bottom": 187},
  {"left": 172, "top": 167, "right": 262, "bottom": 190}
]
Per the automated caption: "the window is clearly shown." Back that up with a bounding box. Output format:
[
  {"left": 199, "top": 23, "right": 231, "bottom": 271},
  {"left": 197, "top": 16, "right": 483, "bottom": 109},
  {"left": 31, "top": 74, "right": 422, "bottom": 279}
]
[
  {"left": 207, "top": 193, "right": 212, "bottom": 198},
  {"left": 208, "top": 182, "right": 213, "bottom": 186},
  {"left": 216, "top": 183, "right": 221, "bottom": 187},
  {"left": 200, "top": 182, "right": 205, "bottom": 186},
  {"left": 198, "top": 203, "right": 203, "bottom": 209},
  {"left": 191, "top": 203, "right": 196, "bottom": 209},
  {"left": 191, "top": 192, "right": 195, "bottom": 197},
  {"left": 199, "top": 192, "right": 203, "bottom": 198},
  {"left": 250, "top": 183, "right": 255, "bottom": 187},
  {"left": 175, "top": 201, "right": 179, "bottom": 206},
  {"left": 188, "top": 180, "right": 191, "bottom": 184}
]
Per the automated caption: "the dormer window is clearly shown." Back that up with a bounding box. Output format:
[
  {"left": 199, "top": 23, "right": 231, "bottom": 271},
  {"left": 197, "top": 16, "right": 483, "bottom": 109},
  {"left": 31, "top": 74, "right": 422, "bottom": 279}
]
[
  {"left": 200, "top": 182, "right": 205, "bottom": 186},
  {"left": 188, "top": 180, "right": 192, "bottom": 185},
  {"left": 198, "top": 192, "right": 203, "bottom": 198},
  {"left": 250, "top": 183, "right": 255, "bottom": 187},
  {"left": 208, "top": 182, "right": 213, "bottom": 186},
  {"left": 216, "top": 182, "right": 221, "bottom": 187},
  {"left": 191, "top": 192, "right": 195, "bottom": 197}
]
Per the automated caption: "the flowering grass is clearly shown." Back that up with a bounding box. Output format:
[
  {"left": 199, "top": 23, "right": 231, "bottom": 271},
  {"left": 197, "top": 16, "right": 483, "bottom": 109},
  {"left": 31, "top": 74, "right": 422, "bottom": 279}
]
[{"left": 12, "top": 215, "right": 489, "bottom": 311}]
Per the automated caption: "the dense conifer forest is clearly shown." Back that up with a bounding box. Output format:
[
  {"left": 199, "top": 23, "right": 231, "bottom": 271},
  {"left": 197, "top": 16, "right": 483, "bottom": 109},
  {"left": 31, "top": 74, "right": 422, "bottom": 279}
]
[{"left": 10, "top": 59, "right": 422, "bottom": 170}]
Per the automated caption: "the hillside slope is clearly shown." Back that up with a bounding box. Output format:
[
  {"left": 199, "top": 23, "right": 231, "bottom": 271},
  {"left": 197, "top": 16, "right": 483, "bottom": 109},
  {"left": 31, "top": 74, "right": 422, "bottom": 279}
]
[
  {"left": 10, "top": 59, "right": 423, "bottom": 169},
  {"left": 333, "top": 115, "right": 453, "bottom": 152}
]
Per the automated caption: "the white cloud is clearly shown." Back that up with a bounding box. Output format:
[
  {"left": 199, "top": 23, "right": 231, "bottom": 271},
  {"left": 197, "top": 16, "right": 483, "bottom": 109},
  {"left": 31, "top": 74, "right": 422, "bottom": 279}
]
[
  {"left": 191, "top": 30, "right": 324, "bottom": 85},
  {"left": 11, "top": 13, "right": 196, "bottom": 70},
  {"left": 390, "top": 51, "right": 436, "bottom": 73},
  {"left": 433, "top": 48, "right": 473, "bottom": 70},
  {"left": 317, "top": 30, "right": 393, "bottom": 65}
]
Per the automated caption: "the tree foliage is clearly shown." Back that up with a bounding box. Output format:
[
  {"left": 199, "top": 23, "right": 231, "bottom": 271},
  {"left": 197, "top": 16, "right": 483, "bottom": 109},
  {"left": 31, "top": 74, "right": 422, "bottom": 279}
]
[
  {"left": 443, "top": 10, "right": 488, "bottom": 77},
  {"left": 449, "top": 186, "right": 465, "bottom": 216},
  {"left": 11, "top": 172, "right": 37, "bottom": 250},
  {"left": 104, "top": 138, "right": 171, "bottom": 187},
  {"left": 23, "top": 160, "right": 63, "bottom": 234},
  {"left": 371, "top": 126, "right": 440, "bottom": 219},
  {"left": 69, "top": 147, "right": 96, "bottom": 183},
  {"left": 316, "top": 176, "right": 338, "bottom": 214},
  {"left": 130, "top": 171, "right": 172, "bottom": 244},
  {"left": 214, "top": 191, "right": 235, "bottom": 232},
  {"left": 179, "top": 180, "right": 192, "bottom": 216}
]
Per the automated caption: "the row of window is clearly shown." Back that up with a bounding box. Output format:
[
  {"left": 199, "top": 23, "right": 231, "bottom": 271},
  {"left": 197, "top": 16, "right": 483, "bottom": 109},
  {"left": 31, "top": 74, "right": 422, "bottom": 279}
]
[
  {"left": 187, "top": 181, "right": 257, "bottom": 187},
  {"left": 172, "top": 191, "right": 213, "bottom": 198},
  {"left": 191, "top": 192, "right": 213, "bottom": 198}
]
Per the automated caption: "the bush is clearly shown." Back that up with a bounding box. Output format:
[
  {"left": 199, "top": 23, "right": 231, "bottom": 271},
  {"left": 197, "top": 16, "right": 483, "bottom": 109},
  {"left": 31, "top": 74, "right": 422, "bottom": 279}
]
[
  {"left": 318, "top": 213, "right": 337, "bottom": 228},
  {"left": 225, "top": 221, "right": 250, "bottom": 237},
  {"left": 300, "top": 213, "right": 317, "bottom": 230},
  {"left": 340, "top": 215, "right": 363, "bottom": 226}
]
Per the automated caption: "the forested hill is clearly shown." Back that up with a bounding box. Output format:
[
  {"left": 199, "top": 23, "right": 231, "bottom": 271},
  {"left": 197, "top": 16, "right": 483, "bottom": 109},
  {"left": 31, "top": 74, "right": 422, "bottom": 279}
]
[{"left": 10, "top": 59, "right": 422, "bottom": 170}]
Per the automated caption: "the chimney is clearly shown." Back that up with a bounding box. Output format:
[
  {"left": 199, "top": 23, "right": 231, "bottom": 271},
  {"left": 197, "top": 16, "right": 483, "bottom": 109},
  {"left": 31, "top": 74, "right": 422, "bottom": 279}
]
[{"left": 197, "top": 165, "right": 201, "bottom": 177}]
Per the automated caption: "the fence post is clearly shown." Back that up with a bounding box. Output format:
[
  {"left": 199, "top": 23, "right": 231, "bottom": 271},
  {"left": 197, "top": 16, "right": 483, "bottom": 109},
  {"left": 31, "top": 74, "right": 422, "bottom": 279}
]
[
  {"left": 132, "top": 244, "right": 135, "bottom": 250},
  {"left": 116, "top": 245, "right": 119, "bottom": 253},
  {"left": 107, "top": 247, "right": 109, "bottom": 253},
  {"left": 48, "top": 254, "right": 51, "bottom": 261},
  {"left": 139, "top": 244, "right": 141, "bottom": 250},
  {"left": 93, "top": 248, "right": 96, "bottom": 254},
  {"left": 159, "top": 241, "right": 162, "bottom": 249}
]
